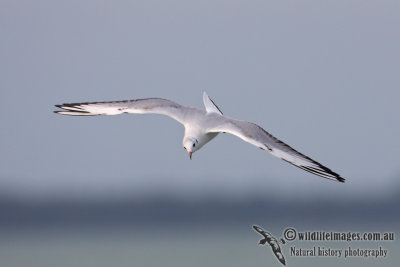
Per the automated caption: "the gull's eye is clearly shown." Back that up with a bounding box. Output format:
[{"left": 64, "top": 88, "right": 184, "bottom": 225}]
[
  {"left": 184, "top": 147, "right": 186, "bottom": 150},
  {"left": 193, "top": 143, "right": 195, "bottom": 148}
]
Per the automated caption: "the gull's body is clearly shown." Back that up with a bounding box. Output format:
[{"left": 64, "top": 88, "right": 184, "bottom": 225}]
[{"left": 55, "top": 92, "right": 345, "bottom": 182}]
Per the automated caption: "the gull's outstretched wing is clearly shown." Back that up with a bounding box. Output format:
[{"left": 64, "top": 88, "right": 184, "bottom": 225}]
[
  {"left": 207, "top": 118, "right": 345, "bottom": 182},
  {"left": 54, "top": 98, "right": 189, "bottom": 125}
]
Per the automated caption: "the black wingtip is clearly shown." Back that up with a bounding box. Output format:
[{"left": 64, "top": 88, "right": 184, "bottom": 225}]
[
  {"left": 336, "top": 176, "right": 346, "bottom": 183},
  {"left": 54, "top": 105, "right": 66, "bottom": 115},
  {"left": 300, "top": 163, "right": 346, "bottom": 183}
]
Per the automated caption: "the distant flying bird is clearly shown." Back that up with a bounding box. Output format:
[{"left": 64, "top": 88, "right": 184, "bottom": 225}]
[
  {"left": 54, "top": 92, "right": 345, "bottom": 182},
  {"left": 253, "top": 225, "right": 286, "bottom": 266}
]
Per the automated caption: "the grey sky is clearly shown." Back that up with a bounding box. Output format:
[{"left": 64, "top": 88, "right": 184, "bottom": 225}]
[{"left": 1, "top": 0, "right": 399, "bottom": 201}]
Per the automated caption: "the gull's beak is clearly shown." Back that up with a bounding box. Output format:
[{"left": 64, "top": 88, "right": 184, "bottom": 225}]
[{"left": 189, "top": 152, "right": 192, "bottom": 160}]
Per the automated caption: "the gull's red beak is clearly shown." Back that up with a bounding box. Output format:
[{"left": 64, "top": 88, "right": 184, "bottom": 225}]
[{"left": 189, "top": 152, "right": 192, "bottom": 160}]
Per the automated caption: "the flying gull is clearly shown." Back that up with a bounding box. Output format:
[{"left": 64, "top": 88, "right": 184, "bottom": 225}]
[{"left": 54, "top": 92, "right": 345, "bottom": 182}]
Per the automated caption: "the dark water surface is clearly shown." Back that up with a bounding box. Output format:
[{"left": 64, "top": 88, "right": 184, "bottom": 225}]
[{"left": 1, "top": 195, "right": 399, "bottom": 267}]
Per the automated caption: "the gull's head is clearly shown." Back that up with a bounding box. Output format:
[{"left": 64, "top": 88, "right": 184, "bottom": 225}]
[{"left": 183, "top": 137, "right": 199, "bottom": 159}]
